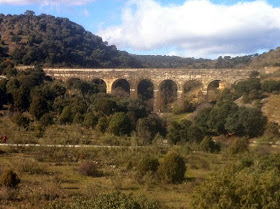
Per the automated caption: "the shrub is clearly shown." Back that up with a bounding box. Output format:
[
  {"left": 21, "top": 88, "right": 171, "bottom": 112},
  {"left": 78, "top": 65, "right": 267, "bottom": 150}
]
[
  {"left": 11, "top": 113, "right": 30, "bottom": 128},
  {"left": 262, "top": 80, "right": 280, "bottom": 92},
  {"left": 200, "top": 136, "right": 220, "bottom": 153},
  {"left": 137, "top": 155, "right": 159, "bottom": 176},
  {"left": 191, "top": 162, "right": 280, "bottom": 209},
  {"left": 0, "top": 169, "right": 20, "bottom": 188},
  {"left": 78, "top": 161, "right": 102, "bottom": 177},
  {"left": 46, "top": 192, "right": 167, "bottom": 209},
  {"left": 158, "top": 152, "right": 186, "bottom": 184},
  {"left": 13, "top": 157, "right": 47, "bottom": 175},
  {"left": 230, "top": 137, "right": 249, "bottom": 154}
]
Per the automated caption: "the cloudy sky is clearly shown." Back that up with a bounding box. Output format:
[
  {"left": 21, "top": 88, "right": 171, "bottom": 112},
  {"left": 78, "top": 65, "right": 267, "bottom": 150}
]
[{"left": 1, "top": 0, "right": 280, "bottom": 58}]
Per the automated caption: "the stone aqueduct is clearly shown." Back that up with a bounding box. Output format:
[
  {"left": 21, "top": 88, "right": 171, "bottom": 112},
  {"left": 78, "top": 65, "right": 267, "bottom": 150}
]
[{"left": 43, "top": 68, "right": 253, "bottom": 112}]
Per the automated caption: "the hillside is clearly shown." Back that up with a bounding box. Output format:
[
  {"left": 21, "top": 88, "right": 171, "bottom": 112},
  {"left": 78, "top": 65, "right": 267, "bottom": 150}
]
[{"left": 0, "top": 11, "right": 141, "bottom": 68}]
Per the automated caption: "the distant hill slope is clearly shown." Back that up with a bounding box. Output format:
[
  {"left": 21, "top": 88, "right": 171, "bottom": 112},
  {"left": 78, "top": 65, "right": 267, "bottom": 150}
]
[
  {"left": 0, "top": 11, "right": 142, "bottom": 68},
  {"left": 0, "top": 11, "right": 278, "bottom": 69},
  {"left": 133, "top": 54, "right": 255, "bottom": 69},
  {"left": 250, "top": 47, "right": 280, "bottom": 69}
]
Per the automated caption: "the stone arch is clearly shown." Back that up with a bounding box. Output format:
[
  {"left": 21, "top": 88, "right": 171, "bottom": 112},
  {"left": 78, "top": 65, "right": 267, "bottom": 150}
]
[
  {"left": 207, "top": 80, "right": 225, "bottom": 102},
  {"left": 159, "top": 79, "right": 178, "bottom": 112},
  {"left": 137, "top": 79, "right": 154, "bottom": 111},
  {"left": 91, "top": 78, "right": 107, "bottom": 93},
  {"left": 112, "top": 78, "right": 130, "bottom": 97},
  {"left": 184, "top": 79, "right": 203, "bottom": 94}
]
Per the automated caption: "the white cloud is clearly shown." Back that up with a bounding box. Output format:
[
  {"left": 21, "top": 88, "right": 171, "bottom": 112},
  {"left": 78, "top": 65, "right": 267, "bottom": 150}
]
[
  {"left": 98, "top": 0, "right": 280, "bottom": 58},
  {"left": 81, "top": 8, "right": 90, "bottom": 17},
  {"left": 0, "top": 0, "right": 94, "bottom": 6}
]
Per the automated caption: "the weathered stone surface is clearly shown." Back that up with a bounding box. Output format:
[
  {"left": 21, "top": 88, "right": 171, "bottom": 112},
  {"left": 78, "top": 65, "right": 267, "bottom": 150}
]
[{"left": 43, "top": 68, "right": 253, "bottom": 111}]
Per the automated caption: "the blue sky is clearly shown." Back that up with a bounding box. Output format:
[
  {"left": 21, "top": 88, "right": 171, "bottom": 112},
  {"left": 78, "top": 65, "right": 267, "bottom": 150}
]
[{"left": 1, "top": 0, "right": 280, "bottom": 58}]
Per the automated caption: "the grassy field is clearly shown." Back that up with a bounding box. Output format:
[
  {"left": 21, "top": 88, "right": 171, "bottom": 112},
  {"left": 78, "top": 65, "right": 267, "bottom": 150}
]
[{"left": 0, "top": 143, "right": 242, "bottom": 209}]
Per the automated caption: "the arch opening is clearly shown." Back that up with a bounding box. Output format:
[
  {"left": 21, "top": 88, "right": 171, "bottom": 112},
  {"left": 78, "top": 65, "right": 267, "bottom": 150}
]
[
  {"left": 91, "top": 79, "right": 106, "bottom": 93},
  {"left": 159, "top": 80, "right": 178, "bottom": 112},
  {"left": 112, "top": 79, "right": 130, "bottom": 97},
  {"left": 207, "top": 80, "right": 225, "bottom": 102},
  {"left": 182, "top": 80, "right": 203, "bottom": 112},
  {"left": 137, "top": 79, "right": 154, "bottom": 111}
]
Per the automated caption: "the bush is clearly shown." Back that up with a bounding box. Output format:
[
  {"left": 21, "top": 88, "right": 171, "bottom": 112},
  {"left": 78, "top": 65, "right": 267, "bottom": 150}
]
[
  {"left": 158, "top": 152, "right": 186, "bottom": 184},
  {"left": 230, "top": 137, "right": 249, "bottom": 154},
  {"left": 137, "top": 155, "right": 159, "bottom": 176},
  {"left": 191, "top": 161, "right": 280, "bottom": 209},
  {"left": 46, "top": 192, "right": 167, "bottom": 209},
  {"left": 0, "top": 169, "right": 20, "bottom": 188},
  {"left": 200, "top": 136, "right": 220, "bottom": 153},
  {"left": 262, "top": 80, "right": 280, "bottom": 92},
  {"left": 11, "top": 113, "right": 30, "bottom": 128},
  {"left": 78, "top": 161, "right": 102, "bottom": 177}
]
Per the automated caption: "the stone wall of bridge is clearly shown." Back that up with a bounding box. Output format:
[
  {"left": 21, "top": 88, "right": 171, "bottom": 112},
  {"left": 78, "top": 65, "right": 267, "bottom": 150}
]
[{"left": 43, "top": 68, "right": 253, "bottom": 112}]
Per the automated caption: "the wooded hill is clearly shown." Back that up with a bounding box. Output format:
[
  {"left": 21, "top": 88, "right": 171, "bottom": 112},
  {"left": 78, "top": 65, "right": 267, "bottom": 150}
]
[{"left": 0, "top": 11, "right": 280, "bottom": 69}]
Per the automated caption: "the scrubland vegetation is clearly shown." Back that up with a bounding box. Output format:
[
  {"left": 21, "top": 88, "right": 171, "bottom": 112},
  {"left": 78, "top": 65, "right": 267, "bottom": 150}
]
[
  {"left": 1, "top": 58, "right": 280, "bottom": 208},
  {"left": 2, "top": 10, "right": 280, "bottom": 209}
]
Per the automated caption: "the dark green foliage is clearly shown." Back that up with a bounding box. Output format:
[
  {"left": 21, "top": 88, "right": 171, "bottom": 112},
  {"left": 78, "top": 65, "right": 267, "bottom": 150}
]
[
  {"left": 83, "top": 113, "right": 98, "bottom": 128},
  {"left": 93, "top": 97, "right": 117, "bottom": 116},
  {"left": 11, "top": 113, "right": 30, "bottom": 128},
  {"left": 29, "top": 96, "right": 48, "bottom": 120},
  {"left": 137, "top": 155, "right": 159, "bottom": 176},
  {"left": 207, "top": 101, "right": 238, "bottom": 135},
  {"left": 96, "top": 117, "right": 108, "bottom": 133},
  {"left": 136, "top": 114, "right": 166, "bottom": 143},
  {"left": 158, "top": 152, "right": 186, "bottom": 184},
  {"left": 262, "top": 80, "right": 280, "bottom": 92},
  {"left": 167, "top": 121, "right": 182, "bottom": 144},
  {"left": 11, "top": 86, "right": 30, "bottom": 112},
  {"left": 167, "top": 120, "right": 193, "bottom": 144},
  {"left": 194, "top": 107, "right": 212, "bottom": 133},
  {"left": 1, "top": 169, "right": 20, "bottom": 188},
  {"left": 108, "top": 112, "right": 132, "bottom": 136},
  {"left": 0, "top": 13, "right": 141, "bottom": 68},
  {"left": 0, "top": 79, "right": 7, "bottom": 108},
  {"left": 194, "top": 100, "right": 267, "bottom": 138},
  {"left": 191, "top": 156, "right": 280, "bottom": 209},
  {"left": 187, "top": 125, "right": 204, "bottom": 143},
  {"left": 199, "top": 136, "right": 220, "bottom": 153},
  {"left": 234, "top": 78, "right": 262, "bottom": 98}
]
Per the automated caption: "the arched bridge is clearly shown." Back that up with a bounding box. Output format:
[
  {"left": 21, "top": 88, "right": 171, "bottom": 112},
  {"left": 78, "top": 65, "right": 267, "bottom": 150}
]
[{"left": 43, "top": 68, "right": 253, "bottom": 112}]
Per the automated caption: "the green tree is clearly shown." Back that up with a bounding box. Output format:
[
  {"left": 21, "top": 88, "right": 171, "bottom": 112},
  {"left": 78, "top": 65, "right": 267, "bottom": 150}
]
[
  {"left": 108, "top": 112, "right": 132, "bottom": 136},
  {"left": 29, "top": 96, "right": 48, "bottom": 120}
]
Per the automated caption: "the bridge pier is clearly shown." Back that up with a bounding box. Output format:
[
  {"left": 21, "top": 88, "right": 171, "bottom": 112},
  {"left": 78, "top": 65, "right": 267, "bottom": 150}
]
[{"left": 41, "top": 68, "right": 253, "bottom": 113}]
